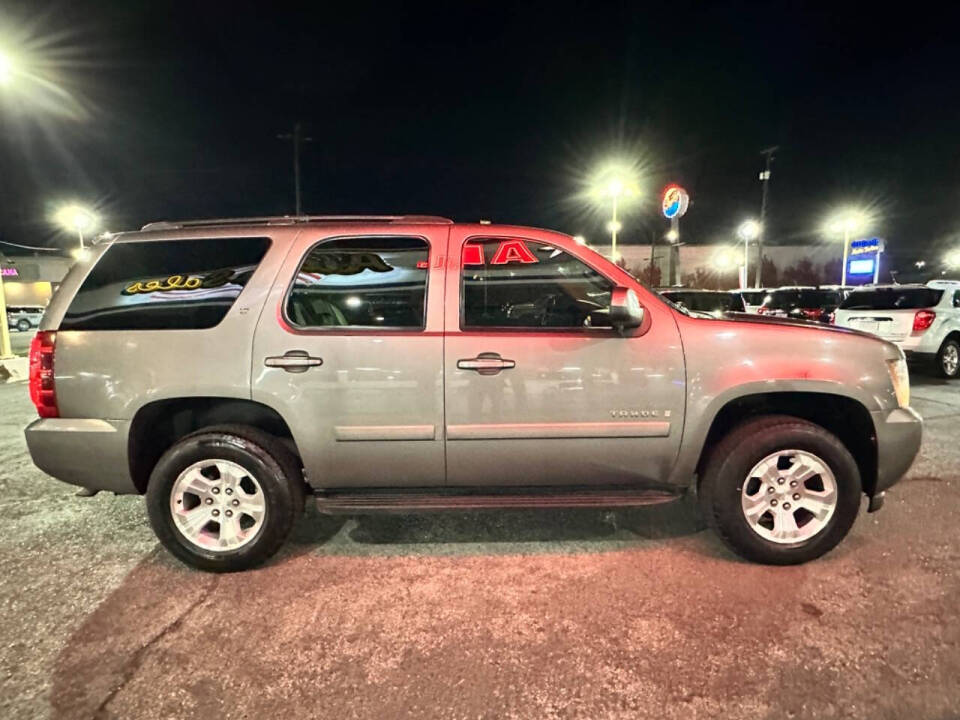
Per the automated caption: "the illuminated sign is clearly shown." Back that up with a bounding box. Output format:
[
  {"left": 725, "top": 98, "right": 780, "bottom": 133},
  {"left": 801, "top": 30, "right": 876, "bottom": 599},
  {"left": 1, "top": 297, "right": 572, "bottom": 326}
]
[
  {"left": 849, "top": 238, "right": 881, "bottom": 256},
  {"left": 662, "top": 185, "right": 689, "bottom": 219},
  {"left": 463, "top": 240, "right": 540, "bottom": 266},
  {"left": 848, "top": 258, "right": 875, "bottom": 275},
  {"left": 123, "top": 268, "right": 236, "bottom": 295},
  {"left": 1, "top": 267, "right": 17, "bottom": 278}
]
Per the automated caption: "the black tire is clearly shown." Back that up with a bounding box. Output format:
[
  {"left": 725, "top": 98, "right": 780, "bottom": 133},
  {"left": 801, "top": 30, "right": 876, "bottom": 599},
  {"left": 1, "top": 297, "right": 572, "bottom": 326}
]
[
  {"left": 698, "top": 415, "right": 861, "bottom": 565},
  {"left": 935, "top": 338, "right": 960, "bottom": 379},
  {"left": 146, "top": 425, "right": 305, "bottom": 572},
  {"left": 16, "top": 319, "right": 30, "bottom": 332}
]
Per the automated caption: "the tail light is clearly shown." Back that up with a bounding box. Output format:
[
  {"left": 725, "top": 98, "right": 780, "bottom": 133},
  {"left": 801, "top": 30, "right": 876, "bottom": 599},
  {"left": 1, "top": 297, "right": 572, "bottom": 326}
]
[
  {"left": 826, "top": 311, "right": 836, "bottom": 324},
  {"left": 799, "top": 308, "right": 822, "bottom": 320},
  {"left": 28, "top": 331, "right": 58, "bottom": 418},
  {"left": 756, "top": 306, "right": 768, "bottom": 314},
  {"left": 912, "top": 310, "right": 936, "bottom": 333}
]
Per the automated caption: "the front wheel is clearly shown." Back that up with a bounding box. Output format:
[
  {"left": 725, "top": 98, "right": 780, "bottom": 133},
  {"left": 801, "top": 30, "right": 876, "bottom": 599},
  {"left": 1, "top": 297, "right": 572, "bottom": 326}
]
[
  {"left": 698, "top": 415, "right": 861, "bottom": 565},
  {"left": 935, "top": 338, "right": 960, "bottom": 379},
  {"left": 146, "top": 426, "right": 304, "bottom": 572},
  {"left": 16, "top": 319, "right": 30, "bottom": 332}
]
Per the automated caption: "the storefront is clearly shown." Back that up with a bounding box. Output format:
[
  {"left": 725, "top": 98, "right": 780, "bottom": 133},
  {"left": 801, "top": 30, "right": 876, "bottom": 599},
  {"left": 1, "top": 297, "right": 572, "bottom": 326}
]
[{"left": 1, "top": 253, "right": 74, "bottom": 307}]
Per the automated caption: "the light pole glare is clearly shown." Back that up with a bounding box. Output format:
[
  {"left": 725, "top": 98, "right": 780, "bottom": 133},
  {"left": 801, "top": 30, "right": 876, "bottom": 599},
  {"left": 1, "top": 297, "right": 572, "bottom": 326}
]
[
  {"left": 825, "top": 208, "right": 871, "bottom": 286},
  {"left": 54, "top": 204, "right": 99, "bottom": 250},
  {"left": 946, "top": 250, "right": 960, "bottom": 269},
  {"left": 0, "top": 51, "right": 13, "bottom": 86},
  {"left": 572, "top": 235, "right": 587, "bottom": 246},
  {"left": 665, "top": 229, "right": 679, "bottom": 242},
  {"left": 737, "top": 219, "right": 761, "bottom": 241},
  {"left": 589, "top": 162, "right": 640, "bottom": 261}
]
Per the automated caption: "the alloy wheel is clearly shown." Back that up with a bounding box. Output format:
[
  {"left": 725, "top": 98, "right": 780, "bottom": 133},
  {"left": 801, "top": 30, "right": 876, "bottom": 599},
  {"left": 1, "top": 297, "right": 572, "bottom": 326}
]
[{"left": 740, "top": 449, "right": 838, "bottom": 544}]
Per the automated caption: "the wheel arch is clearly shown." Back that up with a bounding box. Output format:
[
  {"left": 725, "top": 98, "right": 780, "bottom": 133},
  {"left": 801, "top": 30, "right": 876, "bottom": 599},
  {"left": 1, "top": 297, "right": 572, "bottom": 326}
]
[
  {"left": 128, "top": 397, "right": 299, "bottom": 493},
  {"left": 678, "top": 389, "right": 878, "bottom": 497}
]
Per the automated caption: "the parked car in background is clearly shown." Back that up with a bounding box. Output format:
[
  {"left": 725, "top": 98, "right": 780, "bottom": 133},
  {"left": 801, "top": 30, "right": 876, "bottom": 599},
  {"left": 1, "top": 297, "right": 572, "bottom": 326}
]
[
  {"left": 659, "top": 288, "right": 745, "bottom": 316},
  {"left": 833, "top": 280, "right": 960, "bottom": 378},
  {"left": 757, "top": 287, "right": 843, "bottom": 323},
  {"left": 6, "top": 305, "right": 45, "bottom": 332},
  {"left": 24, "top": 216, "right": 920, "bottom": 571},
  {"left": 734, "top": 289, "right": 769, "bottom": 314}
]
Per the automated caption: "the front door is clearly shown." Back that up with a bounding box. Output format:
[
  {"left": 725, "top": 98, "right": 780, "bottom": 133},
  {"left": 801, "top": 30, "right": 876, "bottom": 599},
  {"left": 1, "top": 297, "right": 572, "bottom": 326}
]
[
  {"left": 253, "top": 225, "right": 448, "bottom": 488},
  {"left": 443, "top": 229, "right": 686, "bottom": 487}
]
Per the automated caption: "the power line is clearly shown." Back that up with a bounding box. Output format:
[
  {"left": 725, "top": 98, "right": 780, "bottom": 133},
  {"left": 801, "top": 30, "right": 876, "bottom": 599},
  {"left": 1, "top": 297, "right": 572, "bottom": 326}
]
[{"left": 0, "top": 239, "right": 62, "bottom": 252}]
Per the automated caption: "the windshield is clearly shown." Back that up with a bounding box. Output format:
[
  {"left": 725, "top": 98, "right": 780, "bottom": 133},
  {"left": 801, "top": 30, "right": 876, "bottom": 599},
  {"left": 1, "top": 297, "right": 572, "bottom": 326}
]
[
  {"left": 839, "top": 287, "right": 943, "bottom": 310},
  {"left": 663, "top": 291, "right": 744, "bottom": 313}
]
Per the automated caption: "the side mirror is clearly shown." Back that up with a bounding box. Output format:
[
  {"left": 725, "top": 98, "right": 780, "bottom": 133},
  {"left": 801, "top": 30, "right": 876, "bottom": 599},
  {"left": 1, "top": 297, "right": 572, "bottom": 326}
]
[{"left": 609, "top": 287, "right": 645, "bottom": 335}]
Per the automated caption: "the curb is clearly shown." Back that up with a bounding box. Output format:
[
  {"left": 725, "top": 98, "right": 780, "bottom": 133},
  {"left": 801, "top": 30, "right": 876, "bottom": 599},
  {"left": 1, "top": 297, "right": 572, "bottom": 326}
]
[{"left": 0, "top": 356, "right": 28, "bottom": 384}]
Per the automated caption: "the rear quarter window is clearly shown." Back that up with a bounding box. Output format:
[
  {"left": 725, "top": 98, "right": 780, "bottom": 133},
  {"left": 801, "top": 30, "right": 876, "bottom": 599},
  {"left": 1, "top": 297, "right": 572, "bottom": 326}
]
[{"left": 59, "top": 237, "right": 271, "bottom": 331}]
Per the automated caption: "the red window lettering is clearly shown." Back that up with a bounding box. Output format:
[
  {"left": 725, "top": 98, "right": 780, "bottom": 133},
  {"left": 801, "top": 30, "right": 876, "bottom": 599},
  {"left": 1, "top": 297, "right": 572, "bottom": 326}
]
[
  {"left": 490, "top": 240, "right": 538, "bottom": 265},
  {"left": 462, "top": 244, "right": 485, "bottom": 266}
]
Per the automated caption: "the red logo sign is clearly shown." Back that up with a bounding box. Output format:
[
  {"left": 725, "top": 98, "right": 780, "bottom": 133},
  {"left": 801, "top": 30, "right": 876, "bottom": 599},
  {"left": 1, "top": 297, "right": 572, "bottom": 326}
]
[{"left": 463, "top": 240, "right": 539, "bottom": 266}]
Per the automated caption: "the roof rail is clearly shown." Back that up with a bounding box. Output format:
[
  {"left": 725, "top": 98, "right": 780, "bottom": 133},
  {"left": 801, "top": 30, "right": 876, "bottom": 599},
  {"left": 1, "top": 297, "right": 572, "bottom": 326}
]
[{"left": 141, "top": 215, "right": 454, "bottom": 231}]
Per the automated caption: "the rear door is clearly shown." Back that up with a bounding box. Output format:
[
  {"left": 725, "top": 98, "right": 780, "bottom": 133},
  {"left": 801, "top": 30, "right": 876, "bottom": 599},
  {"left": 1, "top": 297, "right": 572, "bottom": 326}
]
[
  {"left": 252, "top": 224, "right": 448, "bottom": 488},
  {"left": 442, "top": 228, "right": 686, "bottom": 487},
  {"left": 836, "top": 287, "right": 943, "bottom": 341}
]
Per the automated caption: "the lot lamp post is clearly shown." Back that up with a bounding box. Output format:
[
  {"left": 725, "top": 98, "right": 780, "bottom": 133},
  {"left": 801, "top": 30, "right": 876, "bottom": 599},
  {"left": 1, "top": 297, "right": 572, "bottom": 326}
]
[
  {"left": 55, "top": 205, "right": 98, "bottom": 251},
  {"left": 589, "top": 166, "right": 639, "bottom": 261},
  {"left": 825, "top": 210, "right": 869, "bottom": 286},
  {"left": 736, "top": 220, "right": 761, "bottom": 289}
]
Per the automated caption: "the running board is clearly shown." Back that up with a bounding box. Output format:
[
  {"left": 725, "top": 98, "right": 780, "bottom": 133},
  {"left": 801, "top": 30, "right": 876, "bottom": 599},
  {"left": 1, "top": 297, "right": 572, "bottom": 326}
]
[{"left": 314, "top": 487, "right": 681, "bottom": 514}]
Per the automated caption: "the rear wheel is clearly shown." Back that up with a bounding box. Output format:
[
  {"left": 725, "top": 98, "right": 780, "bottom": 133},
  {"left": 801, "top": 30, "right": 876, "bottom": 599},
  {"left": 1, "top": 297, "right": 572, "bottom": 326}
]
[
  {"left": 699, "top": 415, "right": 861, "bottom": 565},
  {"left": 16, "top": 319, "right": 30, "bottom": 332},
  {"left": 146, "top": 426, "right": 304, "bottom": 572},
  {"left": 935, "top": 338, "right": 960, "bottom": 379}
]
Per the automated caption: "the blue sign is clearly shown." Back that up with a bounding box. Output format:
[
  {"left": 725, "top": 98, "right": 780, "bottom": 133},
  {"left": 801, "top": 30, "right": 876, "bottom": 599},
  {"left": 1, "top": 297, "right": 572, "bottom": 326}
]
[{"left": 849, "top": 237, "right": 881, "bottom": 256}]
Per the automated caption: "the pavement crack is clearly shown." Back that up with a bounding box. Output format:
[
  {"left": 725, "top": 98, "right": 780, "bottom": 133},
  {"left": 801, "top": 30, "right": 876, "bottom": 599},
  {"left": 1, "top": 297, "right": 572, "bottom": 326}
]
[{"left": 93, "top": 565, "right": 219, "bottom": 719}]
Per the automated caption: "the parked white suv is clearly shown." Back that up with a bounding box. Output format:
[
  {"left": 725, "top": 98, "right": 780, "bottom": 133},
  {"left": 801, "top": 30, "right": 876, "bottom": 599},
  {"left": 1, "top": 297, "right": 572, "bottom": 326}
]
[{"left": 833, "top": 281, "right": 960, "bottom": 378}]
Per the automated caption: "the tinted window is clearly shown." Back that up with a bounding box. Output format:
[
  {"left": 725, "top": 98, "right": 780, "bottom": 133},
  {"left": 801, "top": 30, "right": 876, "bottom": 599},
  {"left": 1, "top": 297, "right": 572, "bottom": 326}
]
[
  {"left": 462, "top": 238, "right": 613, "bottom": 329},
  {"left": 665, "top": 291, "right": 743, "bottom": 313},
  {"left": 839, "top": 287, "right": 944, "bottom": 310},
  {"left": 286, "top": 236, "right": 428, "bottom": 328},
  {"left": 765, "top": 289, "right": 841, "bottom": 310},
  {"left": 60, "top": 237, "right": 270, "bottom": 331}
]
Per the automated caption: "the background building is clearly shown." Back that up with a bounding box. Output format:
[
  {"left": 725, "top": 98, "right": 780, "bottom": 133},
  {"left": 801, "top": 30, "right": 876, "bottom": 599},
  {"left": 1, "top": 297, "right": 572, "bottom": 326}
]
[{"left": 0, "top": 251, "right": 74, "bottom": 307}]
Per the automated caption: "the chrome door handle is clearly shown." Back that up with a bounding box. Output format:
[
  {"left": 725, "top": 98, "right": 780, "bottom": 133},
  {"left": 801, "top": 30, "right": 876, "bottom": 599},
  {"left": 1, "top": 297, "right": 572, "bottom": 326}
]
[
  {"left": 457, "top": 352, "right": 516, "bottom": 375},
  {"left": 265, "top": 350, "right": 323, "bottom": 373}
]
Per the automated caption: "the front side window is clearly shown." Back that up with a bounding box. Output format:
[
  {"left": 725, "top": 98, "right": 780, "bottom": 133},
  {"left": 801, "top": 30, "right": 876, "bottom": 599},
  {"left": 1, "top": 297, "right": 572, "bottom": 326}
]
[
  {"left": 461, "top": 238, "right": 613, "bottom": 329},
  {"left": 286, "top": 236, "right": 429, "bottom": 329}
]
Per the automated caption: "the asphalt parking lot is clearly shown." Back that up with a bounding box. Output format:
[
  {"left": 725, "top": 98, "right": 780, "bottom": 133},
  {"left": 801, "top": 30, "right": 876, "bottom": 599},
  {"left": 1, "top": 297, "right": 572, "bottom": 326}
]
[{"left": 1, "top": 372, "right": 958, "bottom": 719}]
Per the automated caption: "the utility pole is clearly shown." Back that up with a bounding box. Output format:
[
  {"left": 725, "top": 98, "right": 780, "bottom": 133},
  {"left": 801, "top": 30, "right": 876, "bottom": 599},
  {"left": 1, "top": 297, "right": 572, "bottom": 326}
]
[
  {"left": 277, "top": 122, "right": 313, "bottom": 215},
  {"left": 756, "top": 146, "right": 778, "bottom": 288}
]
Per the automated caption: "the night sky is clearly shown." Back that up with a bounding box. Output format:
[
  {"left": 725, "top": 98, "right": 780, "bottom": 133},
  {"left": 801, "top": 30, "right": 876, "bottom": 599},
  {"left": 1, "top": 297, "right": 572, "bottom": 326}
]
[{"left": 1, "top": 1, "right": 959, "bottom": 272}]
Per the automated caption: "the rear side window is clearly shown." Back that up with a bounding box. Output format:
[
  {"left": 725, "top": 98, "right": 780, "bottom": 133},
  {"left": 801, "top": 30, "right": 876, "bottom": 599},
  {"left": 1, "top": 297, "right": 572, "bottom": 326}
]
[
  {"left": 766, "top": 290, "right": 840, "bottom": 310},
  {"left": 60, "top": 237, "right": 270, "bottom": 331},
  {"left": 461, "top": 238, "right": 613, "bottom": 329},
  {"left": 839, "top": 288, "right": 944, "bottom": 310},
  {"left": 286, "top": 236, "right": 429, "bottom": 329},
  {"left": 666, "top": 291, "right": 743, "bottom": 313}
]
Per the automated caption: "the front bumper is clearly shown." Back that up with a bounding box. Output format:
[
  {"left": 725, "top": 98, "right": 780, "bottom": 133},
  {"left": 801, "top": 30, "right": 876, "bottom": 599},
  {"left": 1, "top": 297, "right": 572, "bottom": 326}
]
[
  {"left": 871, "top": 406, "right": 922, "bottom": 495},
  {"left": 25, "top": 418, "right": 138, "bottom": 494}
]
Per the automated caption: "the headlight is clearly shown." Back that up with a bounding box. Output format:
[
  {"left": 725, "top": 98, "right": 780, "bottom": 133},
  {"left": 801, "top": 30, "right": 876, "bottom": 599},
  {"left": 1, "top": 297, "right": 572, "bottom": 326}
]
[{"left": 886, "top": 357, "right": 910, "bottom": 408}]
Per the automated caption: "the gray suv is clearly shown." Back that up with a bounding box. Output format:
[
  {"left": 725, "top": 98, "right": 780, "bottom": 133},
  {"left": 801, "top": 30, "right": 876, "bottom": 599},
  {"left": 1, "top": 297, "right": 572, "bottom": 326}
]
[{"left": 24, "top": 216, "right": 922, "bottom": 571}]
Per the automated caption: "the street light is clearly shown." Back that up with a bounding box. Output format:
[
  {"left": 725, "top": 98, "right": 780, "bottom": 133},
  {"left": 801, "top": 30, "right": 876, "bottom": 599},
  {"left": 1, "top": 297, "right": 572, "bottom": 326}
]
[
  {"left": 54, "top": 204, "right": 98, "bottom": 250},
  {"left": 665, "top": 229, "right": 678, "bottom": 242},
  {"left": 712, "top": 248, "right": 738, "bottom": 272},
  {"left": 736, "top": 220, "right": 761, "bottom": 288},
  {"left": 589, "top": 164, "right": 639, "bottom": 261},
  {"left": 946, "top": 250, "right": 960, "bottom": 269},
  {"left": 824, "top": 209, "right": 869, "bottom": 286}
]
